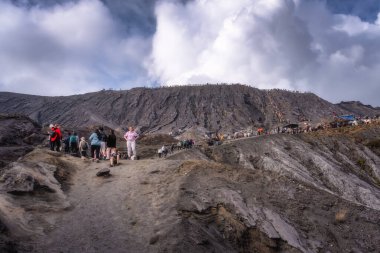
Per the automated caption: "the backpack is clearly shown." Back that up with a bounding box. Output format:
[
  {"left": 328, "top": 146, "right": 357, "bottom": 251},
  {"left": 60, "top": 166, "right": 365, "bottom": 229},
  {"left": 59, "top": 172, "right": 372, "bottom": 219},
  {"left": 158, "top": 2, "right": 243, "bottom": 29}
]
[
  {"left": 70, "top": 135, "right": 77, "bottom": 143},
  {"left": 82, "top": 142, "right": 88, "bottom": 150},
  {"left": 100, "top": 132, "right": 107, "bottom": 142},
  {"left": 64, "top": 137, "right": 70, "bottom": 145}
]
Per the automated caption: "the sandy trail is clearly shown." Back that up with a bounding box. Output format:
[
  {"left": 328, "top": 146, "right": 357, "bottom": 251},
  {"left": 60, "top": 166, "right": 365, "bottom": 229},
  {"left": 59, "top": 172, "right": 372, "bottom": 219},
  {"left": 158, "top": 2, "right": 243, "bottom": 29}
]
[{"left": 32, "top": 158, "right": 184, "bottom": 253}]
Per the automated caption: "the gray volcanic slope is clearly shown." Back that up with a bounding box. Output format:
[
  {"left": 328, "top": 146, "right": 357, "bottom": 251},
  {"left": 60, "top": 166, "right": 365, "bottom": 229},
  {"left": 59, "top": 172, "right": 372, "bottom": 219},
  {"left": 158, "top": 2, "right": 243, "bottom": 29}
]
[
  {"left": 336, "top": 101, "right": 380, "bottom": 117},
  {"left": 1, "top": 125, "right": 380, "bottom": 253},
  {"left": 0, "top": 85, "right": 378, "bottom": 133}
]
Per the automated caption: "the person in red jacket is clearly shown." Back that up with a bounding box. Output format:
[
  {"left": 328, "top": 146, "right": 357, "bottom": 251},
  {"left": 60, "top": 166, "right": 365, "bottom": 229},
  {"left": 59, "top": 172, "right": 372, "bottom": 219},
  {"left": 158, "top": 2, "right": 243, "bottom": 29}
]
[
  {"left": 54, "top": 124, "right": 62, "bottom": 152},
  {"left": 49, "top": 124, "right": 62, "bottom": 152},
  {"left": 50, "top": 125, "right": 58, "bottom": 151}
]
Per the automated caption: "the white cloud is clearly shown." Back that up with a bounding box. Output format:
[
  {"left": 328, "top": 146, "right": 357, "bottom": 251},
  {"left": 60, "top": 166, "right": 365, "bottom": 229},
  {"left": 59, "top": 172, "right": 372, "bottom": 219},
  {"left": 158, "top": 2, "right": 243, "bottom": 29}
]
[
  {"left": 149, "top": 0, "right": 380, "bottom": 105},
  {"left": 1, "top": 0, "right": 380, "bottom": 106},
  {"left": 0, "top": 0, "right": 151, "bottom": 95}
]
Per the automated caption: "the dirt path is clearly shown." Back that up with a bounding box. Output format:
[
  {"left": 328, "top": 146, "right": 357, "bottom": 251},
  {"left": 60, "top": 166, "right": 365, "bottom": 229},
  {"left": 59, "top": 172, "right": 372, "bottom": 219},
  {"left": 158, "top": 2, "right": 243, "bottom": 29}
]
[{"left": 31, "top": 158, "right": 184, "bottom": 253}]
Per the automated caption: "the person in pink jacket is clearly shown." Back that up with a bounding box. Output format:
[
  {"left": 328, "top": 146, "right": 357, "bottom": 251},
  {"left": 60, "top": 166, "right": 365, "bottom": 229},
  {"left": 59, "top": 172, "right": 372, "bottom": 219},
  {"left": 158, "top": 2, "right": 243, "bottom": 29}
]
[{"left": 124, "top": 126, "right": 139, "bottom": 159}]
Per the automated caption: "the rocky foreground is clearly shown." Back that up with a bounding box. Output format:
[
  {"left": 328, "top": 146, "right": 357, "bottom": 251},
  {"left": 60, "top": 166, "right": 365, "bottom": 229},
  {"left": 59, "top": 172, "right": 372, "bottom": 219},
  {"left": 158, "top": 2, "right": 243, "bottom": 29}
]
[{"left": 1, "top": 122, "right": 379, "bottom": 253}]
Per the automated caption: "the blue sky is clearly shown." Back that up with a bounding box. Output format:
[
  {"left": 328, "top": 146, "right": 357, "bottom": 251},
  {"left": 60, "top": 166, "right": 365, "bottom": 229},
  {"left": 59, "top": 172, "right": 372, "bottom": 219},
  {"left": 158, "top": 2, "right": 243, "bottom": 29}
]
[
  {"left": 325, "top": 0, "right": 380, "bottom": 22},
  {"left": 1, "top": 0, "right": 380, "bottom": 106}
]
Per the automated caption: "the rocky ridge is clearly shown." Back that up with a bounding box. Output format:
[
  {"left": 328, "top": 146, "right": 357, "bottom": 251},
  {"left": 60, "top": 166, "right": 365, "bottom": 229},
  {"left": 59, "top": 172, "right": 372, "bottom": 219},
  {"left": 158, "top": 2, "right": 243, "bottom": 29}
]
[{"left": 1, "top": 85, "right": 379, "bottom": 134}]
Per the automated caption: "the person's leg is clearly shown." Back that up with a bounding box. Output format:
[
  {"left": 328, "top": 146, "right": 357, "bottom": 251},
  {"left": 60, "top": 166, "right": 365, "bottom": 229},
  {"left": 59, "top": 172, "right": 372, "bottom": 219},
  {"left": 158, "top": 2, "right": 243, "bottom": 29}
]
[
  {"left": 131, "top": 141, "right": 136, "bottom": 157},
  {"left": 112, "top": 148, "right": 117, "bottom": 164},
  {"left": 127, "top": 141, "right": 132, "bottom": 158},
  {"left": 56, "top": 140, "right": 61, "bottom": 152},
  {"left": 106, "top": 148, "right": 111, "bottom": 160},
  {"left": 95, "top": 146, "right": 100, "bottom": 160},
  {"left": 50, "top": 141, "right": 54, "bottom": 151},
  {"left": 110, "top": 148, "right": 115, "bottom": 166},
  {"left": 91, "top": 145, "right": 95, "bottom": 160},
  {"left": 101, "top": 142, "right": 106, "bottom": 159}
]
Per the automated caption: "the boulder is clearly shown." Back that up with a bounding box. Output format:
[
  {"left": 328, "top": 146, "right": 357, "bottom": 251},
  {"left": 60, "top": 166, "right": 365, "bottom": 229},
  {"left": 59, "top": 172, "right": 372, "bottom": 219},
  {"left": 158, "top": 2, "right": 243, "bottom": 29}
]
[
  {"left": 0, "top": 162, "right": 60, "bottom": 194},
  {"left": 96, "top": 168, "right": 110, "bottom": 177}
]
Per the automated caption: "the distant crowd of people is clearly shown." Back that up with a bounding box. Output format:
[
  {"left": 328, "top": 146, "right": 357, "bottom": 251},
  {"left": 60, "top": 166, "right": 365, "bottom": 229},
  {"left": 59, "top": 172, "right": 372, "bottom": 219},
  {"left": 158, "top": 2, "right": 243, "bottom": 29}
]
[
  {"left": 48, "top": 125, "right": 139, "bottom": 166},
  {"left": 48, "top": 115, "right": 380, "bottom": 163},
  {"left": 157, "top": 139, "right": 195, "bottom": 158},
  {"left": 227, "top": 115, "right": 380, "bottom": 140}
]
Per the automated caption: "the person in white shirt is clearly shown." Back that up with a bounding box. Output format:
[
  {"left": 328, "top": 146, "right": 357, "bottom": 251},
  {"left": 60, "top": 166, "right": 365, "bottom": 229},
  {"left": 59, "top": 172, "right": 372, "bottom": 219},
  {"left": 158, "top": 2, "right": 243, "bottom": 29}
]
[{"left": 124, "top": 126, "right": 139, "bottom": 159}]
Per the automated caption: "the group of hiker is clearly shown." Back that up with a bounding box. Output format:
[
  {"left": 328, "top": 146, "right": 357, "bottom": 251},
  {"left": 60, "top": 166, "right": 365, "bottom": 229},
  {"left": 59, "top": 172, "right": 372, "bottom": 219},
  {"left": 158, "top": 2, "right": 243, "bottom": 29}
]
[
  {"left": 49, "top": 115, "right": 380, "bottom": 162},
  {"left": 87, "top": 127, "right": 119, "bottom": 163},
  {"left": 49, "top": 125, "right": 139, "bottom": 166}
]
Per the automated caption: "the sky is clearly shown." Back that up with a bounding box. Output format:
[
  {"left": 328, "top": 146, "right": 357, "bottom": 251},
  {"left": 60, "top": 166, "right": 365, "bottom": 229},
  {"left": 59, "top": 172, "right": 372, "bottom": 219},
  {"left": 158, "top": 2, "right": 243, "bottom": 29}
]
[{"left": 0, "top": 0, "right": 379, "bottom": 106}]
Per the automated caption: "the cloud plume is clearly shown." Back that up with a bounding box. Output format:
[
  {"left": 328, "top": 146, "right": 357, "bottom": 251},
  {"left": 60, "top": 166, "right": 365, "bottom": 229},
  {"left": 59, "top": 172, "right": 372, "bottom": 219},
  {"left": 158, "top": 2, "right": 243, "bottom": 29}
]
[
  {"left": 149, "top": 0, "right": 380, "bottom": 105},
  {"left": 0, "top": 0, "right": 380, "bottom": 106}
]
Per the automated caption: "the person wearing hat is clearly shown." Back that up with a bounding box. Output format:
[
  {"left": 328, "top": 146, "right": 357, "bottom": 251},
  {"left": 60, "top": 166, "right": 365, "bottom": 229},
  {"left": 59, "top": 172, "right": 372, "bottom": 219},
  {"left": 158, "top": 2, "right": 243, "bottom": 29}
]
[{"left": 79, "top": 136, "right": 89, "bottom": 159}]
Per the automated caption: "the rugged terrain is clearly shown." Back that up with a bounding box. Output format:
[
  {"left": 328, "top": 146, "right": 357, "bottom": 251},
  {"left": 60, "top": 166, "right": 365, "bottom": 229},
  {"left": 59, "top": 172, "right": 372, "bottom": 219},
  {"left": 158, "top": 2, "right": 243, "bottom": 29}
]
[
  {"left": 1, "top": 121, "right": 379, "bottom": 253},
  {"left": 336, "top": 101, "right": 380, "bottom": 118},
  {"left": 0, "top": 114, "right": 45, "bottom": 168},
  {"left": 1, "top": 85, "right": 379, "bottom": 134}
]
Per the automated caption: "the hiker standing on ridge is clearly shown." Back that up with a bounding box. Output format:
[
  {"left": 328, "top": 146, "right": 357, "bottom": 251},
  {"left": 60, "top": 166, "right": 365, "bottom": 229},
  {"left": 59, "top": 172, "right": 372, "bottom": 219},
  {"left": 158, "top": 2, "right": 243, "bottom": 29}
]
[
  {"left": 64, "top": 132, "right": 71, "bottom": 153},
  {"left": 89, "top": 129, "right": 101, "bottom": 162},
  {"left": 98, "top": 127, "right": 107, "bottom": 160},
  {"left": 49, "top": 124, "right": 58, "bottom": 151},
  {"left": 70, "top": 132, "right": 79, "bottom": 154},
  {"left": 124, "top": 126, "right": 139, "bottom": 160},
  {"left": 54, "top": 124, "right": 62, "bottom": 151},
  {"left": 106, "top": 129, "right": 117, "bottom": 160},
  {"left": 79, "top": 137, "right": 89, "bottom": 159}
]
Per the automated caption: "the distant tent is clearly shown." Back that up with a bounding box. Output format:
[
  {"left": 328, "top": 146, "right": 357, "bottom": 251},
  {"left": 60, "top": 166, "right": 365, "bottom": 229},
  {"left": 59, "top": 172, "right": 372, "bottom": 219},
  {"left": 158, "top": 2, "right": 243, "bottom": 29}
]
[
  {"left": 284, "top": 124, "right": 299, "bottom": 129},
  {"left": 338, "top": 115, "right": 355, "bottom": 121}
]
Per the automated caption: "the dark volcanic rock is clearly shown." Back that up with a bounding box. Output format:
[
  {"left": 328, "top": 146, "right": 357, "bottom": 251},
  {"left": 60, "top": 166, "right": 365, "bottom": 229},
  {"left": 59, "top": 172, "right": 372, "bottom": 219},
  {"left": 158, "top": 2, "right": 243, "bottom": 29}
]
[
  {"left": 0, "top": 114, "right": 45, "bottom": 168},
  {"left": 0, "top": 161, "right": 62, "bottom": 194},
  {"left": 96, "top": 168, "right": 111, "bottom": 177},
  {"left": 2, "top": 85, "right": 377, "bottom": 134},
  {"left": 0, "top": 114, "right": 43, "bottom": 146}
]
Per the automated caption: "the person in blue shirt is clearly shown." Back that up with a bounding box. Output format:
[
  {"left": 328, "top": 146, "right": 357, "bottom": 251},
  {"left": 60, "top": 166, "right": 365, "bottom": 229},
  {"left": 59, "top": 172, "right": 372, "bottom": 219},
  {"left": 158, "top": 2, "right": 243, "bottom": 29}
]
[{"left": 89, "top": 129, "right": 101, "bottom": 162}]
